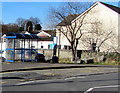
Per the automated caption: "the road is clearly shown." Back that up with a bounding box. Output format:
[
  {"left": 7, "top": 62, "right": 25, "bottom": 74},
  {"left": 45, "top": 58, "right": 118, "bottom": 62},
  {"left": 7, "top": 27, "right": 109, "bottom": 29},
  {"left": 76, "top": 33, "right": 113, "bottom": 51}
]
[{"left": 1, "top": 72, "right": 119, "bottom": 92}]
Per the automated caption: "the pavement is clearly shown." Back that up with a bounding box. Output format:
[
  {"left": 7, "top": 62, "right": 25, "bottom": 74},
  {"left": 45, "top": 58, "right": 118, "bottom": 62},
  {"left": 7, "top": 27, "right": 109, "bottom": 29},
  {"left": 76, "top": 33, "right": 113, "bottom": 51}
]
[
  {"left": 1, "top": 62, "right": 118, "bottom": 73},
  {"left": 0, "top": 62, "right": 119, "bottom": 87},
  {"left": 0, "top": 62, "right": 118, "bottom": 78},
  {"left": 0, "top": 62, "right": 119, "bottom": 92}
]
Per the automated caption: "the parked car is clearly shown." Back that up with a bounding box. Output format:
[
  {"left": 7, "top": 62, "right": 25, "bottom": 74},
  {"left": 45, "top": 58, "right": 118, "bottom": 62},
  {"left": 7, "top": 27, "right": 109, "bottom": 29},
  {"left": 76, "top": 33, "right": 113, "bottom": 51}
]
[
  {"left": 35, "top": 53, "right": 45, "bottom": 62},
  {"left": 16, "top": 48, "right": 45, "bottom": 62},
  {"left": 25, "top": 49, "right": 45, "bottom": 62}
]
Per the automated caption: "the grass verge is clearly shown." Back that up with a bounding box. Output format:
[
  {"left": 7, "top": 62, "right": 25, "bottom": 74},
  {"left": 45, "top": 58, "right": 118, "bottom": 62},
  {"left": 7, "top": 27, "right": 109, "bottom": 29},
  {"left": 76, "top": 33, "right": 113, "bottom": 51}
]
[{"left": 59, "top": 58, "right": 120, "bottom": 66}]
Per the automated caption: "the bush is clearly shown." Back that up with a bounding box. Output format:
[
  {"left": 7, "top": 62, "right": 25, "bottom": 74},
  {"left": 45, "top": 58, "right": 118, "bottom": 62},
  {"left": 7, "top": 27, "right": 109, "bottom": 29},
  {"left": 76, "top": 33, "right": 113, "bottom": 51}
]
[
  {"left": 19, "top": 27, "right": 24, "bottom": 31},
  {"left": 104, "top": 52, "right": 120, "bottom": 62}
]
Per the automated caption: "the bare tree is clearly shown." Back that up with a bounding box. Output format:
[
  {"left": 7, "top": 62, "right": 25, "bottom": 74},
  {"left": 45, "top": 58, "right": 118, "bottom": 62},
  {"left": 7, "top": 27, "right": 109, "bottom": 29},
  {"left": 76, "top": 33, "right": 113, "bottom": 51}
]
[
  {"left": 48, "top": 1, "right": 92, "bottom": 60},
  {"left": 81, "top": 20, "right": 117, "bottom": 62},
  {"left": 46, "top": 1, "right": 92, "bottom": 29},
  {"left": 16, "top": 17, "right": 42, "bottom": 31},
  {"left": 16, "top": 18, "right": 26, "bottom": 27},
  {"left": 29, "top": 17, "right": 41, "bottom": 25},
  {"left": 82, "top": 20, "right": 113, "bottom": 52}
]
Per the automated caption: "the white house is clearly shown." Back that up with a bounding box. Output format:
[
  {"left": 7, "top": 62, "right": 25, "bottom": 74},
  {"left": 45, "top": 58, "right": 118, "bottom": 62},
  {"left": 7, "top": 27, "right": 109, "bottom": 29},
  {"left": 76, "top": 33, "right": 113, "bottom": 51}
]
[
  {"left": 56, "top": 1, "right": 120, "bottom": 53},
  {"left": 20, "top": 30, "right": 56, "bottom": 49}
]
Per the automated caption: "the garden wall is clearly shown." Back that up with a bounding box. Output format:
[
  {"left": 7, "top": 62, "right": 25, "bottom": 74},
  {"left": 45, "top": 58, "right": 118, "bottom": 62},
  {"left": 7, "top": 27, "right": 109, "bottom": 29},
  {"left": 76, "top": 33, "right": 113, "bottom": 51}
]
[{"left": 38, "top": 49, "right": 120, "bottom": 63}]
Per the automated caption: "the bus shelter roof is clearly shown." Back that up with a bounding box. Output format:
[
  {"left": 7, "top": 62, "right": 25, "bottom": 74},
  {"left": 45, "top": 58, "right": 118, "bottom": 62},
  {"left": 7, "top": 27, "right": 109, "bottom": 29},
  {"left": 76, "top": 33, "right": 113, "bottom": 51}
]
[{"left": 5, "top": 33, "right": 40, "bottom": 39}]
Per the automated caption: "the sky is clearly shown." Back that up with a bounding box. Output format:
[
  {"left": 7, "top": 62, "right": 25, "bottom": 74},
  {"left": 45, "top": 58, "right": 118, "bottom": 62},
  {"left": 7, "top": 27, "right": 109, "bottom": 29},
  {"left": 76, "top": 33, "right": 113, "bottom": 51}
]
[
  {"left": 2, "top": 2, "right": 62, "bottom": 28},
  {"left": 1, "top": 0, "right": 120, "bottom": 29}
]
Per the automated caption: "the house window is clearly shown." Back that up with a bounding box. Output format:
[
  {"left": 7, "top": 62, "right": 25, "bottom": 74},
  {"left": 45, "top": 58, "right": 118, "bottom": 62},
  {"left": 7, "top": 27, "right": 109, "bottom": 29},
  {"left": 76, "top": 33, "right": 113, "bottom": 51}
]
[
  {"left": 4, "top": 39, "right": 6, "bottom": 42},
  {"left": 91, "top": 43, "right": 96, "bottom": 52},
  {"left": 2, "top": 38, "right": 6, "bottom": 42},
  {"left": 57, "top": 45, "right": 61, "bottom": 49},
  {"left": 64, "top": 46, "right": 67, "bottom": 49},
  {"left": 41, "top": 46, "right": 43, "bottom": 48},
  {"left": 31, "top": 46, "right": 35, "bottom": 48},
  {"left": 48, "top": 45, "right": 50, "bottom": 49},
  {"left": 68, "top": 46, "right": 72, "bottom": 50},
  {"left": 77, "top": 50, "right": 82, "bottom": 59},
  {"left": 64, "top": 45, "right": 71, "bottom": 50}
]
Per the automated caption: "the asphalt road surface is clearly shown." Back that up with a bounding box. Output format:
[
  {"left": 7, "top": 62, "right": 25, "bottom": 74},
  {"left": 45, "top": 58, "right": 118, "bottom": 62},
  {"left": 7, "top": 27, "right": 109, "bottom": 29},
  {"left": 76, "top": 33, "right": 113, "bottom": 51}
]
[{"left": 2, "top": 72, "right": 119, "bottom": 92}]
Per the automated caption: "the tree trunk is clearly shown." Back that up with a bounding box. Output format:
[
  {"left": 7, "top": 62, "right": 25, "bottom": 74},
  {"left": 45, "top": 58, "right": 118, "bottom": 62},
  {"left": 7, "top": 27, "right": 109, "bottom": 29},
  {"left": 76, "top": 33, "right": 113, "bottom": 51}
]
[
  {"left": 71, "top": 44, "right": 77, "bottom": 61},
  {"left": 96, "top": 47, "right": 100, "bottom": 62},
  {"left": 72, "top": 49, "right": 76, "bottom": 61}
]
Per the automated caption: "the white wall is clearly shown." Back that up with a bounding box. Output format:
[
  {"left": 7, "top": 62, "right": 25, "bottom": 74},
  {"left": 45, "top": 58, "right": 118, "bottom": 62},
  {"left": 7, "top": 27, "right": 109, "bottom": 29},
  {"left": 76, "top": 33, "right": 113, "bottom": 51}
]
[
  {"left": 56, "top": 2, "right": 119, "bottom": 52},
  {"left": 32, "top": 41, "right": 53, "bottom": 49},
  {"left": 79, "top": 2, "right": 118, "bottom": 52}
]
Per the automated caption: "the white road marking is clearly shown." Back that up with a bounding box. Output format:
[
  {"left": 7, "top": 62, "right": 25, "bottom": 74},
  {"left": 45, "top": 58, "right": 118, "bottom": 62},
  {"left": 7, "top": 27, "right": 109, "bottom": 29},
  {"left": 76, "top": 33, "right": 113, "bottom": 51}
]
[
  {"left": 64, "top": 76, "right": 85, "bottom": 80},
  {"left": 16, "top": 79, "right": 63, "bottom": 85},
  {"left": 84, "top": 85, "right": 120, "bottom": 93},
  {"left": 84, "top": 88, "right": 93, "bottom": 93},
  {"left": 16, "top": 80, "right": 35, "bottom": 85},
  {"left": 94, "top": 85, "right": 120, "bottom": 89},
  {"left": 16, "top": 76, "right": 85, "bottom": 85}
]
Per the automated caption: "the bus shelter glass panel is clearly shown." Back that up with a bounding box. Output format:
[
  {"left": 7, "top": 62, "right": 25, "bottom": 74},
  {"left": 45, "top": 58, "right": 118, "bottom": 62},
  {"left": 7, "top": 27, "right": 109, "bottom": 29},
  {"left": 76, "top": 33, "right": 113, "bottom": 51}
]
[
  {"left": 14, "top": 39, "right": 21, "bottom": 49},
  {"left": 20, "top": 39, "right": 24, "bottom": 48},
  {"left": 25, "top": 39, "right": 31, "bottom": 48},
  {"left": 14, "top": 50, "right": 22, "bottom": 61},
  {"left": 20, "top": 49, "right": 37, "bottom": 62},
  {"left": 6, "top": 50, "right": 14, "bottom": 62},
  {"left": 6, "top": 39, "right": 14, "bottom": 49},
  {"left": 25, "top": 49, "right": 31, "bottom": 60},
  {"left": 31, "top": 49, "right": 37, "bottom": 60}
]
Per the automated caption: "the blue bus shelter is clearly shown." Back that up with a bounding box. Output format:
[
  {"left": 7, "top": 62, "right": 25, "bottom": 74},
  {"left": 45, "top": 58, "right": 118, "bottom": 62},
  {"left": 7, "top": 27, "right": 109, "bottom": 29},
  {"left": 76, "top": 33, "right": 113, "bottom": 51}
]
[{"left": 4, "top": 33, "right": 42, "bottom": 62}]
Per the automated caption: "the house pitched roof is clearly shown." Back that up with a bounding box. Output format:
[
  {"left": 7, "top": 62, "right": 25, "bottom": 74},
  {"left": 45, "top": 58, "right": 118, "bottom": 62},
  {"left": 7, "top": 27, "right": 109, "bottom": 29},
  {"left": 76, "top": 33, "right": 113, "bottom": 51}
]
[
  {"left": 20, "top": 30, "right": 40, "bottom": 34},
  {"left": 20, "top": 30, "right": 56, "bottom": 37},
  {"left": 57, "top": 2, "right": 120, "bottom": 26},
  {"left": 43, "top": 30, "right": 56, "bottom": 37},
  {"left": 20, "top": 30, "right": 56, "bottom": 41},
  {"left": 37, "top": 30, "right": 56, "bottom": 41},
  {"left": 100, "top": 2, "right": 120, "bottom": 14},
  {"left": 57, "top": 14, "right": 80, "bottom": 26},
  {"left": 37, "top": 31, "right": 51, "bottom": 37}
]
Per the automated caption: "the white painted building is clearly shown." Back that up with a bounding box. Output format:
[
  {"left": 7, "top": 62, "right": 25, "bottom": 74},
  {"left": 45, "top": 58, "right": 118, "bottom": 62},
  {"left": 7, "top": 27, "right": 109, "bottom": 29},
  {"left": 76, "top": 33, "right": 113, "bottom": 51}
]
[
  {"left": 56, "top": 1, "right": 119, "bottom": 53},
  {"left": 1, "top": 30, "right": 56, "bottom": 51}
]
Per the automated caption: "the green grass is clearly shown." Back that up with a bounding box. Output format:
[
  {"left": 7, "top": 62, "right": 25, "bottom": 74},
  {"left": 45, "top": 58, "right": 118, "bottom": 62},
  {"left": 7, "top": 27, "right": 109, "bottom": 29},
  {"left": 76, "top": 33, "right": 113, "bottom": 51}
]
[
  {"left": 93, "top": 61, "right": 120, "bottom": 66},
  {"left": 2, "top": 58, "right": 119, "bottom": 66},
  {"left": 59, "top": 58, "right": 77, "bottom": 64},
  {"left": 59, "top": 58, "right": 120, "bottom": 66}
]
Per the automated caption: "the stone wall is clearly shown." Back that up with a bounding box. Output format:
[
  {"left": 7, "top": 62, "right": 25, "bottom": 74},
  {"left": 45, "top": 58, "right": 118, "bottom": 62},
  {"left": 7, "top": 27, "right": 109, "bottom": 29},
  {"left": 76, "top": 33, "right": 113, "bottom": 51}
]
[
  {"left": 38, "top": 49, "right": 53, "bottom": 60},
  {"left": 38, "top": 49, "right": 72, "bottom": 60},
  {"left": 38, "top": 49, "right": 120, "bottom": 62}
]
